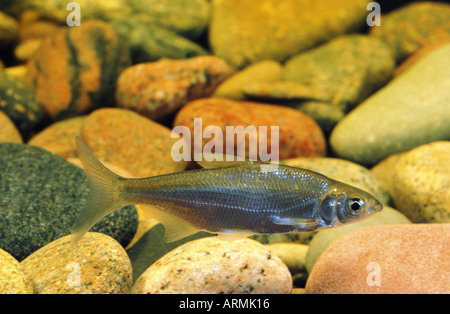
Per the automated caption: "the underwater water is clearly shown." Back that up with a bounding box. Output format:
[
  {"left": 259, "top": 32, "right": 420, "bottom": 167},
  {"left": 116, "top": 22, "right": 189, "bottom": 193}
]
[{"left": 0, "top": 0, "right": 449, "bottom": 295}]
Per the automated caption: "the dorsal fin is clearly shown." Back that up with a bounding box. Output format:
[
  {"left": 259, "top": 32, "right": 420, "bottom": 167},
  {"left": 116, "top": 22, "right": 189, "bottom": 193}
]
[{"left": 196, "top": 153, "right": 251, "bottom": 169}]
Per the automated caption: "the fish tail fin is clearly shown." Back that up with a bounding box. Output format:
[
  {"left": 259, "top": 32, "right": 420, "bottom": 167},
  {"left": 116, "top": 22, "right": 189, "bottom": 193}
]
[{"left": 71, "top": 136, "right": 124, "bottom": 246}]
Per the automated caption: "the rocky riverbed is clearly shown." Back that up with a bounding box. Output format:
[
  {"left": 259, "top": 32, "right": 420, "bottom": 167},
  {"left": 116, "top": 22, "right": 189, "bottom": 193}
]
[{"left": 0, "top": 0, "right": 449, "bottom": 294}]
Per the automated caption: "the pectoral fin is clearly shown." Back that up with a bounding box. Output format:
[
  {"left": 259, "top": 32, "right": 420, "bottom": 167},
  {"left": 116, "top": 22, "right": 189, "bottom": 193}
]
[{"left": 271, "top": 215, "right": 317, "bottom": 226}]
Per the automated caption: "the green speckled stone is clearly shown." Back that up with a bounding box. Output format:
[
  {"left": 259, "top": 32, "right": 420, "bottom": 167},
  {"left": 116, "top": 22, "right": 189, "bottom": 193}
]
[
  {"left": 21, "top": 232, "right": 132, "bottom": 294},
  {"left": 0, "top": 72, "right": 43, "bottom": 132},
  {"left": 284, "top": 35, "right": 395, "bottom": 112},
  {"left": 242, "top": 81, "right": 330, "bottom": 103},
  {"left": 111, "top": 17, "right": 208, "bottom": 64},
  {"left": 370, "top": 2, "right": 450, "bottom": 62},
  {"left": 26, "top": 20, "right": 131, "bottom": 121},
  {"left": 17, "top": 0, "right": 210, "bottom": 40},
  {"left": 126, "top": 0, "right": 210, "bottom": 40},
  {"left": 296, "top": 101, "right": 345, "bottom": 135},
  {"left": 13, "top": 0, "right": 133, "bottom": 23},
  {"left": 330, "top": 43, "right": 450, "bottom": 165},
  {"left": 0, "top": 248, "right": 33, "bottom": 294},
  {"left": 0, "top": 143, "right": 138, "bottom": 261}
]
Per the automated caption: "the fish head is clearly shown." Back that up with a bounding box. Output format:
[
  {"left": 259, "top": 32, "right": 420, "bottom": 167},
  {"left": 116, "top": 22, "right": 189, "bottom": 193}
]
[{"left": 318, "top": 183, "right": 383, "bottom": 227}]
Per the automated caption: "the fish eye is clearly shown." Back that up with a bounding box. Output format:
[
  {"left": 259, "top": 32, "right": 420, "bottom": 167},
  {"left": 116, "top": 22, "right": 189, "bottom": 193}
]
[{"left": 345, "top": 197, "right": 365, "bottom": 215}]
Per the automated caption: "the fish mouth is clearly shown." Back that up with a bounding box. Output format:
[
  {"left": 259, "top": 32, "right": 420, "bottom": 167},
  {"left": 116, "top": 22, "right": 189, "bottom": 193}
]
[{"left": 367, "top": 198, "right": 383, "bottom": 215}]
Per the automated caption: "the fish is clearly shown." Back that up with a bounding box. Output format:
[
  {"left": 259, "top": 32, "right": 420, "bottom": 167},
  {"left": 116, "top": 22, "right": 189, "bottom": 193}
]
[{"left": 71, "top": 136, "right": 383, "bottom": 245}]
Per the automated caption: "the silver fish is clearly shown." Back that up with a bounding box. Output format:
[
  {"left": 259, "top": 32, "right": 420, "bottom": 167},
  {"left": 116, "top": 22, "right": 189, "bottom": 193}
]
[{"left": 71, "top": 137, "right": 382, "bottom": 244}]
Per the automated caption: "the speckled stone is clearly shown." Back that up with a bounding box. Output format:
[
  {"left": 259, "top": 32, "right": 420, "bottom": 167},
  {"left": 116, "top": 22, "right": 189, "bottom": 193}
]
[
  {"left": 330, "top": 43, "right": 450, "bottom": 165},
  {"left": 131, "top": 237, "right": 292, "bottom": 294},
  {"left": 127, "top": 0, "right": 210, "bottom": 40},
  {"left": 116, "top": 56, "right": 235, "bottom": 121},
  {"left": 371, "top": 2, "right": 450, "bottom": 62},
  {"left": 296, "top": 101, "right": 345, "bottom": 135},
  {"left": 28, "top": 116, "right": 85, "bottom": 158},
  {"left": 210, "top": 0, "right": 370, "bottom": 68},
  {"left": 15, "top": 0, "right": 133, "bottom": 23},
  {"left": 264, "top": 243, "right": 308, "bottom": 275},
  {"left": 0, "top": 11, "right": 17, "bottom": 47},
  {"left": 0, "top": 110, "right": 22, "bottom": 143},
  {"left": 14, "top": 39, "right": 42, "bottom": 61},
  {"left": 80, "top": 108, "right": 187, "bottom": 178},
  {"left": 0, "top": 248, "right": 33, "bottom": 294},
  {"left": 305, "top": 223, "right": 450, "bottom": 294},
  {"left": 126, "top": 223, "right": 212, "bottom": 281},
  {"left": 173, "top": 98, "right": 326, "bottom": 160},
  {"left": 15, "top": 19, "right": 61, "bottom": 62},
  {"left": 26, "top": 20, "right": 130, "bottom": 120},
  {"left": 282, "top": 157, "right": 391, "bottom": 205},
  {"left": 389, "top": 141, "right": 450, "bottom": 223},
  {"left": 305, "top": 206, "right": 411, "bottom": 274},
  {"left": 373, "top": 141, "right": 450, "bottom": 223},
  {"left": 111, "top": 17, "right": 208, "bottom": 64},
  {"left": 20, "top": 0, "right": 210, "bottom": 40},
  {"left": 0, "top": 72, "right": 43, "bottom": 132},
  {"left": 20, "top": 233, "right": 132, "bottom": 294},
  {"left": 213, "top": 60, "right": 283, "bottom": 100},
  {"left": 251, "top": 232, "right": 316, "bottom": 246},
  {"left": 283, "top": 35, "right": 395, "bottom": 112},
  {"left": 0, "top": 143, "right": 138, "bottom": 261},
  {"left": 242, "top": 81, "right": 329, "bottom": 103},
  {"left": 18, "top": 19, "right": 61, "bottom": 41}
]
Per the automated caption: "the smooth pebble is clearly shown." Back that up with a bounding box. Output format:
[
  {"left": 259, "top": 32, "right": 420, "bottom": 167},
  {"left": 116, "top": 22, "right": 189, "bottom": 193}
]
[
  {"left": 20, "top": 233, "right": 132, "bottom": 294},
  {"left": 305, "top": 224, "right": 450, "bottom": 294},
  {"left": 0, "top": 248, "right": 33, "bottom": 294},
  {"left": 131, "top": 237, "right": 292, "bottom": 294},
  {"left": 330, "top": 43, "right": 450, "bottom": 165}
]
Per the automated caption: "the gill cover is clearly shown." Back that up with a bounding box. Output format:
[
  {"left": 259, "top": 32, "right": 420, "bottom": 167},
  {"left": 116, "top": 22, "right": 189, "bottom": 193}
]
[{"left": 318, "top": 194, "right": 337, "bottom": 226}]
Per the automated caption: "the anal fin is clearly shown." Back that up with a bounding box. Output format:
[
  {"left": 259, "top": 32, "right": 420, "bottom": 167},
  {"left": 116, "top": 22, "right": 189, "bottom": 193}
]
[
  {"left": 139, "top": 205, "right": 200, "bottom": 242},
  {"left": 217, "top": 229, "right": 254, "bottom": 241}
]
